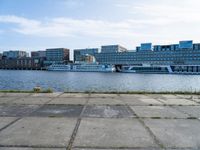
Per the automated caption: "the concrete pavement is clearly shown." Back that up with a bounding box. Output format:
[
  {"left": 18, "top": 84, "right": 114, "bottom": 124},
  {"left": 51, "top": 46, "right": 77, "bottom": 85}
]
[{"left": 0, "top": 93, "right": 200, "bottom": 150}]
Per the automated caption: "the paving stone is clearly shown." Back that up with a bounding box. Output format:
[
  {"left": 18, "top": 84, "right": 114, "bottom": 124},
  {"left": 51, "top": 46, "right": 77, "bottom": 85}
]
[
  {"left": 88, "top": 97, "right": 124, "bottom": 105},
  {"left": 160, "top": 95, "right": 180, "bottom": 99},
  {"left": 145, "top": 94, "right": 164, "bottom": 99},
  {"left": 165, "top": 148, "right": 196, "bottom": 150},
  {"left": 30, "top": 93, "right": 61, "bottom": 98},
  {"left": 192, "top": 99, "right": 200, "bottom": 103},
  {"left": 158, "top": 98, "right": 198, "bottom": 106},
  {"left": 72, "top": 148, "right": 162, "bottom": 150},
  {"left": 59, "top": 93, "right": 89, "bottom": 98},
  {"left": 173, "top": 106, "right": 200, "bottom": 118},
  {"left": 192, "top": 96, "right": 200, "bottom": 99},
  {"left": 89, "top": 94, "right": 120, "bottom": 98},
  {"left": 10, "top": 97, "right": 53, "bottom": 105},
  {"left": 48, "top": 97, "right": 87, "bottom": 105},
  {"left": 0, "top": 97, "right": 17, "bottom": 104},
  {"left": 0, "top": 117, "right": 77, "bottom": 147},
  {"left": 188, "top": 97, "right": 200, "bottom": 103},
  {"left": 0, "top": 148, "right": 65, "bottom": 150},
  {"left": 131, "top": 106, "right": 189, "bottom": 118},
  {"left": 82, "top": 105, "right": 135, "bottom": 118},
  {"left": 121, "top": 98, "right": 163, "bottom": 106},
  {"left": 74, "top": 118, "right": 157, "bottom": 148},
  {"left": 177, "top": 95, "right": 200, "bottom": 103},
  {"left": 187, "top": 95, "right": 200, "bottom": 99},
  {"left": 30, "top": 105, "right": 83, "bottom": 117},
  {"left": 176, "top": 95, "right": 195, "bottom": 99},
  {"left": 166, "top": 149, "right": 198, "bottom": 150},
  {"left": 0, "top": 105, "right": 40, "bottom": 117},
  {"left": 0, "top": 117, "right": 17, "bottom": 129},
  {"left": 144, "top": 119, "right": 200, "bottom": 148},
  {"left": 0, "top": 93, "right": 6, "bottom": 97},
  {"left": 3, "top": 93, "right": 31, "bottom": 97},
  {"left": 119, "top": 94, "right": 152, "bottom": 99}
]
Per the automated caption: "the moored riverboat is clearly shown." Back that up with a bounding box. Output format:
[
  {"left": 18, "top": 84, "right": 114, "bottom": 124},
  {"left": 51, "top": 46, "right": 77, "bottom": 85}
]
[
  {"left": 121, "top": 64, "right": 200, "bottom": 74},
  {"left": 47, "top": 64, "right": 115, "bottom": 72}
]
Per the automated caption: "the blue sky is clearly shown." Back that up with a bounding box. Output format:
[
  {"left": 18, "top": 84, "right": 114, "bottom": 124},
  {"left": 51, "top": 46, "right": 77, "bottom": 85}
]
[{"left": 0, "top": 0, "right": 200, "bottom": 58}]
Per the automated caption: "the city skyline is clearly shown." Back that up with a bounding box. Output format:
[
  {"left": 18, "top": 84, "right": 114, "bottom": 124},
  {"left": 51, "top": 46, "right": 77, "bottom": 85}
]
[{"left": 0, "top": 0, "right": 200, "bottom": 56}]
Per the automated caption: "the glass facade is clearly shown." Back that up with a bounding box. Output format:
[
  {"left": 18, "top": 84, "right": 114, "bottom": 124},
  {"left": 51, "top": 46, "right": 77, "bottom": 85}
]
[
  {"left": 46, "top": 48, "right": 69, "bottom": 61},
  {"left": 140, "top": 43, "right": 152, "bottom": 51},
  {"left": 94, "top": 41, "right": 200, "bottom": 65},
  {"left": 179, "top": 40, "right": 193, "bottom": 49},
  {"left": 45, "top": 48, "right": 70, "bottom": 65},
  {"left": 31, "top": 51, "right": 46, "bottom": 58},
  {"left": 73, "top": 48, "right": 98, "bottom": 62}
]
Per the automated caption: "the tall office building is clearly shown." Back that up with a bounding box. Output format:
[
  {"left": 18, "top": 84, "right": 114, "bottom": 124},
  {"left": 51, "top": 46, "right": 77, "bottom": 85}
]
[{"left": 44, "top": 48, "right": 70, "bottom": 65}]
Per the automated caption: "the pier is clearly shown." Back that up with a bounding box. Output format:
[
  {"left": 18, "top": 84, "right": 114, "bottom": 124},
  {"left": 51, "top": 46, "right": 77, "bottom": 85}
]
[{"left": 0, "top": 93, "right": 200, "bottom": 149}]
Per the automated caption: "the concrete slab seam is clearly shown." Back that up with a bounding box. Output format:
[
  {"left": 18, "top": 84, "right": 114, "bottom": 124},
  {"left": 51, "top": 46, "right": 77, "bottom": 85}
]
[
  {"left": 66, "top": 97, "right": 89, "bottom": 150},
  {"left": 0, "top": 117, "right": 21, "bottom": 132},
  {"left": 0, "top": 144, "right": 67, "bottom": 148},
  {"left": 127, "top": 104, "right": 165, "bottom": 149},
  {"left": 72, "top": 145, "right": 163, "bottom": 149}
]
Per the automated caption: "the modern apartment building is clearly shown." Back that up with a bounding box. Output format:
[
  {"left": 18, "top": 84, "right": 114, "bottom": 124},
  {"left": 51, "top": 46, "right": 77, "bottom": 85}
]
[
  {"left": 2, "top": 50, "right": 29, "bottom": 59},
  {"left": 94, "top": 41, "right": 200, "bottom": 65},
  {"left": 73, "top": 48, "right": 98, "bottom": 63},
  {"left": 31, "top": 51, "right": 46, "bottom": 58},
  {"left": 44, "top": 48, "right": 70, "bottom": 65}
]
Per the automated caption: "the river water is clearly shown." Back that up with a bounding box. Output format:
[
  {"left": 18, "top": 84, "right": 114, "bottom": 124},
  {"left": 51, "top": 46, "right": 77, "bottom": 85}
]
[{"left": 0, "top": 70, "right": 200, "bottom": 92}]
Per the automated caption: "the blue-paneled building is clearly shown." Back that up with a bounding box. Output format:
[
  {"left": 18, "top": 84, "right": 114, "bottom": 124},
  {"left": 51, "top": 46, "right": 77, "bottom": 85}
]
[{"left": 94, "top": 40, "right": 200, "bottom": 65}]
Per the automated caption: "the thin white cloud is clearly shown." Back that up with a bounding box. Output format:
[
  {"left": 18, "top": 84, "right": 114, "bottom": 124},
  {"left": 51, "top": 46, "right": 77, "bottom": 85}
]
[
  {"left": 116, "top": 0, "right": 200, "bottom": 24},
  {"left": 1, "top": 0, "right": 200, "bottom": 49},
  {"left": 0, "top": 15, "right": 40, "bottom": 26},
  {"left": 0, "top": 15, "right": 144, "bottom": 38}
]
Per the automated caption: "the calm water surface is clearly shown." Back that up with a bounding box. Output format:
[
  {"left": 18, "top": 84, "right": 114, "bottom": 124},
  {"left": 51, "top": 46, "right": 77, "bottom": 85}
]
[{"left": 0, "top": 70, "right": 200, "bottom": 92}]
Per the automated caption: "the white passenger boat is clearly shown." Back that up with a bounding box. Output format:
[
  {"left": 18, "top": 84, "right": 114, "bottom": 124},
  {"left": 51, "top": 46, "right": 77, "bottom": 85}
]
[
  {"left": 47, "top": 64, "right": 71, "bottom": 71},
  {"left": 72, "top": 64, "right": 115, "bottom": 72},
  {"left": 47, "top": 64, "right": 115, "bottom": 72},
  {"left": 121, "top": 64, "right": 200, "bottom": 74},
  {"left": 121, "top": 65, "right": 172, "bottom": 74}
]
